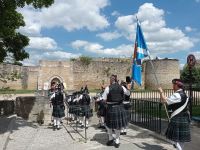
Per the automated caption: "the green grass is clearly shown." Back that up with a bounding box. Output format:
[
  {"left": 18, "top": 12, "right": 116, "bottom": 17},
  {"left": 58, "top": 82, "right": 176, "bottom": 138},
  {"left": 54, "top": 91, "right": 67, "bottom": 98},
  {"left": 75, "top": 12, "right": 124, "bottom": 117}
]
[
  {"left": 192, "top": 105, "right": 200, "bottom": 116},
  {"left": 0, "top": 89, "right": 35, "bottom": 94},
  {"left": 133, "top": 104, "right": 200, "bottom": 119}
]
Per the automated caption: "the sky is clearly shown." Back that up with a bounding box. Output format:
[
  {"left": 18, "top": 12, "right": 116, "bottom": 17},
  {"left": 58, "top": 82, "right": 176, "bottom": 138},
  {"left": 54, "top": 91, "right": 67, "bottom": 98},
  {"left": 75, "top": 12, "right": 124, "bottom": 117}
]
[{"left": 18, "top": 0, "right": 200, "bottom": 68}]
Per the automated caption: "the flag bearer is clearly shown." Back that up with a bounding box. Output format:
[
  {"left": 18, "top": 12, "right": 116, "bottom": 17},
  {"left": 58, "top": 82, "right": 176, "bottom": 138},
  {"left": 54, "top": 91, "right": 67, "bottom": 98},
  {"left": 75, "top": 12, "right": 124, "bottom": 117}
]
[{"left": 158, "top": 79, "right": 191, "bottom": 150}]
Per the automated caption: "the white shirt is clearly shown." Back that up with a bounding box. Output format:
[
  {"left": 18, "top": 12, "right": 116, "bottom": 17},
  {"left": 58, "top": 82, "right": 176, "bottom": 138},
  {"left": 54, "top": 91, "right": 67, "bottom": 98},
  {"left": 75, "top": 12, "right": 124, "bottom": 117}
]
[{"left": 166, "top": 89, "right": 182, "bottom": 105}]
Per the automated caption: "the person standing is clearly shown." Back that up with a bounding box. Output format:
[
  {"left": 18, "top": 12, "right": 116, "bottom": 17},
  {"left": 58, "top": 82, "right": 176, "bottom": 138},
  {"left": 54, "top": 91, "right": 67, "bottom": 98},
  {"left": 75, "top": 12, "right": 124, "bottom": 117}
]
[
  {"left": 158, "top": 79, "right": 191, "bottom": 150},
  {"left": 96, "top": 86, "right": 106, "bottom": 129},
  {"left": 120, "top": 79, "right": 131, "bottom": 135},
  {"left": 50, "top": 84, "right": 65, "bottom": 130},
  {"left": 102, "top": 74, "right": 130, "bottom": 148}
]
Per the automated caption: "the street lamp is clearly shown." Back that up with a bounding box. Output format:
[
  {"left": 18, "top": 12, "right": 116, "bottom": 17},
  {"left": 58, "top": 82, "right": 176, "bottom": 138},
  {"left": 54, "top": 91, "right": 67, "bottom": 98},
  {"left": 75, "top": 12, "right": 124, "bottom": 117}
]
[{"left": 187, "top": 54, "right": 196, "bottom": 118}]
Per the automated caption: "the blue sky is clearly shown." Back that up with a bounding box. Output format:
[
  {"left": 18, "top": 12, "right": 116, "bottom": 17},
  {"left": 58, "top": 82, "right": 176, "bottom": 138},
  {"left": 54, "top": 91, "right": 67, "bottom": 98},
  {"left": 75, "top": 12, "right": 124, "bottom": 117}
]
[{"left": 18, "top": 0, "right": 200, "bottom": 68}]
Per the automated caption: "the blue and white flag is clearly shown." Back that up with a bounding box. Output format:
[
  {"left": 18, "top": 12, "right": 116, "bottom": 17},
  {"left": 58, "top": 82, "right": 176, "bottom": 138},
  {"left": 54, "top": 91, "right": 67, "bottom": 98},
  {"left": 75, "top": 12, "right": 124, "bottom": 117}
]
[{"left": 132, "top": 21, "right": 149, "bottom": 86}]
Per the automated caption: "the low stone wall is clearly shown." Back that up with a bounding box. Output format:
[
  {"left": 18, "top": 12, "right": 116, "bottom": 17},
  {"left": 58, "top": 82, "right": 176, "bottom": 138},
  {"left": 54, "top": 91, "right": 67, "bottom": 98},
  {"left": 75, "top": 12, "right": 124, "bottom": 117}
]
[
  {"left": 15, "top": 96, "right": 36, "bottom": 120},
  {"left": 0, "top": 100, "right": 15, "bottom": 116}
]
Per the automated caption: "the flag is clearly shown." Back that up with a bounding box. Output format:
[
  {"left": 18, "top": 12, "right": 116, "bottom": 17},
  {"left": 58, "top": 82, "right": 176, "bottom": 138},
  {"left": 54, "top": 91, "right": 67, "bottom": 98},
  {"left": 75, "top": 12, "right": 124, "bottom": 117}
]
[{"left": 132, "top": 21, "right": 149, "bottom": 86}]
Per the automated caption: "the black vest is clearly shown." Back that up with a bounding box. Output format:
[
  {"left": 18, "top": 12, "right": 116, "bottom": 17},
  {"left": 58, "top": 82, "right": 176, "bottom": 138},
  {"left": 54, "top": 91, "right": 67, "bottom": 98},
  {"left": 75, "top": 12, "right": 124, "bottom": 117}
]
[
  {"left": 52, "top": 91, "right": 64, "bottom": 106},
  {"left": 79, "top": 93, "right": 90, "bottom": 105},
  {"left": 168, "top": 90, "right": 188, "bottom": 113},
  {"left": 124, "top": 95, "right": 130, "bottom": 102},
  {"left": 107, "top": 83, "right": 124, "bottom": 103}
]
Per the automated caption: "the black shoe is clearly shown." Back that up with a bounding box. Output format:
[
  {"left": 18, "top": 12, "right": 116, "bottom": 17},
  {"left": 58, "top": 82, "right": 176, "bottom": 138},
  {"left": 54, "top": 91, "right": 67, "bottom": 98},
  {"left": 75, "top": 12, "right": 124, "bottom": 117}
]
[
  {"left": 80, "top": 125, "right": 84, "bottom": 128},
  {"left": 53, "top": 126, "right": 56, "bottom": 131},
  {"left": 57, "top": 127, "right": 60, "bottom": 130},
  {"left": 101, "top": 126, "right": 106, "bottom": 129},
  {"left": 120, "top": 132, "right": 127, "bottom": 135},
  {"left": 98, "top": 125, "right": 105, "bottom": 129},
  {"left": 106, "top": 140, "right": 114, "bottom": 146},
  {"left": 114, "top": 143, "right": 120, "bottom": 148}
]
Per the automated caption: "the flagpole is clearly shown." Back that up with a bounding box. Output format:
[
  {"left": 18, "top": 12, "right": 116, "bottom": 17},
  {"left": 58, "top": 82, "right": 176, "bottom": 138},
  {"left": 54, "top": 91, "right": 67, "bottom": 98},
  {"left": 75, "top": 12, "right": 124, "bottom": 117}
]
[
  {"left": 147, "top": 54, "right": 170, "bottom": 121},
  {"left": 135, "top": 16, "right": 170, "bottom": 121}
]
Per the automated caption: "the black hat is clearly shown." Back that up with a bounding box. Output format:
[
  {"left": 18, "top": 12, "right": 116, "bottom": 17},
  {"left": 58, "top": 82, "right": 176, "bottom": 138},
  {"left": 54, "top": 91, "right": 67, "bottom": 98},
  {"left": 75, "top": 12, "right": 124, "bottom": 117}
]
[{"left": 172, "top": 79, "right": 184, "bottom": 88}]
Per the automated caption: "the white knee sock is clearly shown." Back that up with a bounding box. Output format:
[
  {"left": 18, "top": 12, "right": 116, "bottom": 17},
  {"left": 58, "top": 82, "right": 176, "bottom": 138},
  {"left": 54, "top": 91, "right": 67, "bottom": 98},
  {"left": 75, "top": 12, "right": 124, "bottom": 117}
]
[
  {"left": 53, "top": 117, "right": 57, "bottom": 126},
  {"left": 107, "top": 128, "right": 113, "bottom": 141},
  {"left": 56, "top": 118, "right": 60, "bottom": 128},
  {"left": 176, "top": 142, "right": 184, "bottom": 150},
  {"left": 114, "top": 129, "right": 121, "bottom": 144}
]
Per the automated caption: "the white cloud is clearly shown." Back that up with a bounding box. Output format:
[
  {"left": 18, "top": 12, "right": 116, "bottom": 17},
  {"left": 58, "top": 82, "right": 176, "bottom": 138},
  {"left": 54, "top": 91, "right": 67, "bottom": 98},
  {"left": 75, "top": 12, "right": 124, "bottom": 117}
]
[
  {"left": 192, "top": 51, "right": 200, "bottom": 59},
  {"left": 27, "top": 37, "right": 58, "bottom": 50},
  {"left": 71, "top": 40, "right": 133, "bottom": 56},
  {"left": 71, "top": 40, "right": 103, "bottom": 51},
  {"left": 22, "top": 50, "right": 80, "bottom": 66},
  {"left": 185, "top": 26, "right": 195, "bottom": 32},
  {"left": 115, "top": 3, "right": 194, "bottom": 54},
  {"left": 111, "top": 11, "right": 120, "bottom": 17},
  {"left": 18, "top": 0, "right": 109, "bottom": 35},
  {"left": 96, "top": 31, "right": 121, "bottom": 41}
]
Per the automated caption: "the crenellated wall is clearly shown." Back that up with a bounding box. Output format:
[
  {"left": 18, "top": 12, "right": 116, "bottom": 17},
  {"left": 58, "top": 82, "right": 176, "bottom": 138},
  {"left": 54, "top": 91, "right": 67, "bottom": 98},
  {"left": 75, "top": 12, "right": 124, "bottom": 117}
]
[{"left": 0, "top": 58, "right": 181, "bottom": 91}]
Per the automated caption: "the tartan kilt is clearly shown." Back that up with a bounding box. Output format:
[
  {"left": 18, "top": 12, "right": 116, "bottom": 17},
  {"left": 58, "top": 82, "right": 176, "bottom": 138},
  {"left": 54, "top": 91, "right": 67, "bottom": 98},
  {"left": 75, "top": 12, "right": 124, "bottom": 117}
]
[
  {"left": 123, "top": 103, "right": 131, "bottom": 122},
  {"left": 79, "top": 105, "right": 93, "bottom": 118},
  {"left": 165, "top": 112, "right": 191, "bottom": 142},
  {"left": 105, "top": 104, "right": 128, "bottom": 129},
  {"left": 69, "top": 105, "right": 80, "bottom": 115},
  {"left": 52, "top": 105, "right": 65, "bottom": 118},
  {"left": 97, "top": 102, "right": 106, "bottom": 117}
]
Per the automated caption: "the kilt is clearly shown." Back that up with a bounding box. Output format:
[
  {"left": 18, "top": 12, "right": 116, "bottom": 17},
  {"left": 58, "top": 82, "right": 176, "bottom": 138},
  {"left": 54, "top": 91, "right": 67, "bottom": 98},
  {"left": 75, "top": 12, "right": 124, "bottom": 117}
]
[
  {"left": 123, "top": 103, "right": 131, "bottom": 122},
  {"left": 105, "top": 104, "right": 128, "bottom": 129},
  {"left": 165, "top": 112, "right": 191, "bottom": 142},
  {"left": 97, "top": 101, "right": 106, "bottom": 117},
  {"left": 69, "top": 105, "right": 80, "bottom": 116},
  {"left": 52, "top": 105, "right": 65, "bottom": 118},
  {"left": 79, "top": 105, "right": 93, "bottom": 118}
]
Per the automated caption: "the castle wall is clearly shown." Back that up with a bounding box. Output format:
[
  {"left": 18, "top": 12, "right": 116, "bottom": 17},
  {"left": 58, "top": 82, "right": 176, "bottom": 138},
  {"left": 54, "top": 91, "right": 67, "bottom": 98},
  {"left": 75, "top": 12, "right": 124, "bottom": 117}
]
[
  {"left": 72, "top": 58, "right": 132, "bottom": 90},
  {"left": 0, "top": 58, "right": 181, "bottom": 91},
  {"left": 0, "top": 64, "right": 39, "bottom": 90},
  {"left": 37, "top": 60, "right": 74, "bottom": 90},
  {"left": 144, "top": 59, "right": 180, "bottom": 89}
]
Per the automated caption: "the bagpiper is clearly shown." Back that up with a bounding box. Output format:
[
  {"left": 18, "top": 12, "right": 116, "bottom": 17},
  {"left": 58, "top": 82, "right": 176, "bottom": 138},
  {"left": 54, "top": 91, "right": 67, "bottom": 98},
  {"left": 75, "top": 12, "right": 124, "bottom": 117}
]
[
  {"left": 158, "top": 79, "right": 191, "bottom": 150},
  {"left": 50, "top": 83, "right": 65, "bottom": 130},
  {"left": 102, "top": 74, "right": 130, "bottom": 148},
  {"left": 120, "top": 77, "right": 131, "bottom": 135}
]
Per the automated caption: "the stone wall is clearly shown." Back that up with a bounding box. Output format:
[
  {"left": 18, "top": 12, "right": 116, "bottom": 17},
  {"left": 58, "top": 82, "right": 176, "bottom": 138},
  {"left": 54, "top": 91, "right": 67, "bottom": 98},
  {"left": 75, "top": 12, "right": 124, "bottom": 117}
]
[
  {"left": 0, "top": 58, "right": 181, "bottom": 91},
  {"left": 72, "top": 58, "right": 131, "bottom": 90},
  {"left": 0, "top": 64, "right": 39, "bottom": 90},
  {"left": 144, "top": 58, "right": 180, "bottom": 89},
  {"left": 37, "top": 60, "right": 74, "bottom": 90}
]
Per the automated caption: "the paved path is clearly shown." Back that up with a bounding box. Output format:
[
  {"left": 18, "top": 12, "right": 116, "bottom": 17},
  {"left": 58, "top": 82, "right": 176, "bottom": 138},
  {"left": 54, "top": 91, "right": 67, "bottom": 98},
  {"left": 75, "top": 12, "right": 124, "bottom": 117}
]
[{"left": 0, "top": 115, "right": 175, "bottom": 150}]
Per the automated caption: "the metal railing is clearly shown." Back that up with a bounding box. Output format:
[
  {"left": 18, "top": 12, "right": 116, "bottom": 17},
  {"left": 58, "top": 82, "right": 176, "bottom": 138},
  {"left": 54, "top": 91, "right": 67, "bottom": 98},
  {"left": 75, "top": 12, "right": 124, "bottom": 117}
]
[
  {"left": 65, "top": 103, "right": 93, "bottom": 142},
  {"left": 130, "top": 98, "right": 162, "bottom": 133},
  {"left": 129, "top": 89, "right": 200, "bottom": 133}
]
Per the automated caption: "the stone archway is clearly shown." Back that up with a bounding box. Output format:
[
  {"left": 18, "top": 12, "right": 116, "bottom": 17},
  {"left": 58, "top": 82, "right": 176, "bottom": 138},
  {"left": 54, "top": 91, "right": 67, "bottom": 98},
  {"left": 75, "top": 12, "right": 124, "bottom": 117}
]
[{"left": 49, "top": 75, "right": 64, "bottom": 86}]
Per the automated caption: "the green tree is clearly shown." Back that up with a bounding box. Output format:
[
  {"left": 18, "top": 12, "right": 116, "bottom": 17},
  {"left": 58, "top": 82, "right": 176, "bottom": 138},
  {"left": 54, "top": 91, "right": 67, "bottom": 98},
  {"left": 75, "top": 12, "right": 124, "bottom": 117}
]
[
  {"left": 181, "top": 64, "right": 200, "bottom": 90},
  {"left": 79, "top": 56, "right": 92, "bottom": 66},
  {"left": 0, "top": 0, "right": 54, "bottom": 63},
  {"left": 0, "top": 0, "right": 54, "bottom": 87}
]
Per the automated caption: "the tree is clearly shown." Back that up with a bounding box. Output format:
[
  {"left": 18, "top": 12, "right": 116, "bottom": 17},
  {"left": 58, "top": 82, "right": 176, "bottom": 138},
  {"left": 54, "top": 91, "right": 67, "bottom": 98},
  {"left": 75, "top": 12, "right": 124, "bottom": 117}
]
[
  {"left": 0, "top": 0, "right": 54, "bottom": 63},
  {"left": 0, "top": 0, "right": 54, "bottom": 87},
  {"left": 181, "top": 64, "right": 200, "bottom": 90}
]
